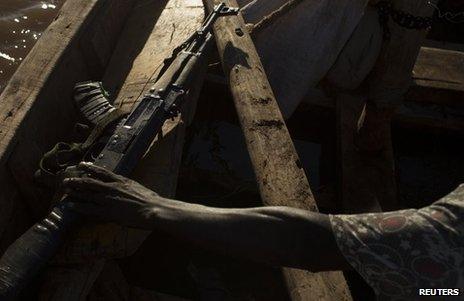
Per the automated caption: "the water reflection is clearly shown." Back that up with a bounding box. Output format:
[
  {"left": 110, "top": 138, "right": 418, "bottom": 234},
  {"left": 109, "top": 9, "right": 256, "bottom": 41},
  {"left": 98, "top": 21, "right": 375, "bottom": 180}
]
[{"left": 0, "top": 0, "right": 64, "bottom": 92}]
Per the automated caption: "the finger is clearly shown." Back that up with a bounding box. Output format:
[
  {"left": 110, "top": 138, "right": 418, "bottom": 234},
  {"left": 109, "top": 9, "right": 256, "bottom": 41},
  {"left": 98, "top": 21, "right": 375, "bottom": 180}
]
[
  {"left": 62, "top": 177, "right": 115, "bottom": 193},
  {"left": 78, "top": 162, "right": 122, "bottom": 183}
]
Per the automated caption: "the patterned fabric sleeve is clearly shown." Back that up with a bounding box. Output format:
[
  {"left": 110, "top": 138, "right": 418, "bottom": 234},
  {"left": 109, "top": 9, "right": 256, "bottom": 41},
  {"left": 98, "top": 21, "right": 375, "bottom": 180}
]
[{"left": 329, "top": 185, "right": 464, "bottom": 301}]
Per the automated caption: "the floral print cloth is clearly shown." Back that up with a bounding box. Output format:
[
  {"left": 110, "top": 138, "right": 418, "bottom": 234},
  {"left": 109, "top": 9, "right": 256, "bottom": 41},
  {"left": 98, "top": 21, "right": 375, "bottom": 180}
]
[{"left": 330, "top": 184, "right": 464, "bottom": 300}]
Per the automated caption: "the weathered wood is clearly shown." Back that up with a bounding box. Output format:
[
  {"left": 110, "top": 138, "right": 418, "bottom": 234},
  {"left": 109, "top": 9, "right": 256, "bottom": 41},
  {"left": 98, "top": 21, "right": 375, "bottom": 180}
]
[
  {"left": 205, "top": 1, "right": 352, "bottom": 300},
  {"left": 407, "top": 47, "right": 464, "bottom": 107},
  {"left": 0, "top": 0, "right": 136, "bottom": 252},
  {"left": 38, "top": 0, "right": 206, "bottom": 299}
]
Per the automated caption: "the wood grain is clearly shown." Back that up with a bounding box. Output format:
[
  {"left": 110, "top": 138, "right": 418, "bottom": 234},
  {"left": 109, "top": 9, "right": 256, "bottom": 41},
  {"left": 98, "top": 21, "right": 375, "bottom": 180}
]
[
  {"left": 408, "top": 47, "right": 464, "bottom": 107},
  {"left": 37, "top": 0, "right": 206, "bottom": 299},
  {"left": 205, "top": 0, "right": 352, "bottom": 300},
  {"left": 0, "top": 0, "right": 135, "bottom": 252}
]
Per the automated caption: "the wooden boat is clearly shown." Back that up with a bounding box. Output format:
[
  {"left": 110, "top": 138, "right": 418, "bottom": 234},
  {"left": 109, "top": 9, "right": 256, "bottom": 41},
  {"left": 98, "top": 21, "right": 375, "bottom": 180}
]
[
  {"left": 0, "top": 0, "right": 208, "bottom": 299},
  {"left": 0, "top": 0, "right": 463, "bottom": 300}
]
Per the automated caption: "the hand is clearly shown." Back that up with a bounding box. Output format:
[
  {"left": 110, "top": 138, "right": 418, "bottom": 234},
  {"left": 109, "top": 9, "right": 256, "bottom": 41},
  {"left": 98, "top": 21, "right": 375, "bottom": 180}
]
[{"left": 61, "top": 162, "right": 163, "bottom": 229}]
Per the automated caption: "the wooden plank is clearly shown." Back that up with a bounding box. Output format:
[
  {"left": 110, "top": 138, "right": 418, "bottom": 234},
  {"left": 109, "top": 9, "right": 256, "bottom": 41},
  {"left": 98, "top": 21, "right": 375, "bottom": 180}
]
[
  {"left": 0, "top": 0, "right": 133, "bottom": 167},
  {"left": 0, "top": 0, "right": 136, "bottom": 252},
  {"left": 8, "top": 10, "right": 133, "bottom": 219},
  {"left": 205, "top": 1, "right": 352, "bottom": 300},
  {"left": 39, "top": 0, "right": 206, "bottom": 299},
  {"left": 407, "top": 47, "right": 464, "bottom": 107},
  {"left": 414, "top": 47, "right": 464, "bottom": 86}
]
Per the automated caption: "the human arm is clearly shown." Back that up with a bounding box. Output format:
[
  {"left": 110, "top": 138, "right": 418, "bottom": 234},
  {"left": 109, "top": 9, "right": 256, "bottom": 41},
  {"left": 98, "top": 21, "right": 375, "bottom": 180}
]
[{"left": 62, "top": 163, "right": 351, "bottom": 272}]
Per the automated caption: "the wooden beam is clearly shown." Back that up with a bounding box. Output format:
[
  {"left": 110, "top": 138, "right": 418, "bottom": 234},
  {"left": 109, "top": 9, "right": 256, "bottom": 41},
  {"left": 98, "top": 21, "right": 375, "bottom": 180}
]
[
  {"left": 39, "top": 1, "right": 206, "bottom": 299},
  {"left": 407, "top": 46, "right": 464, "bottom": 107},
  {"left": 205, "top": 1, "right": 352, "bottom": 300}
]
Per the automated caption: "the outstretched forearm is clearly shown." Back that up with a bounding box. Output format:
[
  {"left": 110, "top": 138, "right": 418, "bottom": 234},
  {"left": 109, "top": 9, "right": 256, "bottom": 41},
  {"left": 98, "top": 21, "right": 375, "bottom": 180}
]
[
  {"left": 149, "top": 198, "right": 350, "bottom": 271},
  {"left": 63, "top": 163, "right": 350, "bottom": 272}
]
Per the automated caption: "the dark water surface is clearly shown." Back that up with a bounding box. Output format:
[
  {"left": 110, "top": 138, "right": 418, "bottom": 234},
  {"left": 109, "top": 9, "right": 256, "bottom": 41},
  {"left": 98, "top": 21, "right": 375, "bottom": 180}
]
[{"left": 0, "top": 0, "right": 64, "bottom": 92}]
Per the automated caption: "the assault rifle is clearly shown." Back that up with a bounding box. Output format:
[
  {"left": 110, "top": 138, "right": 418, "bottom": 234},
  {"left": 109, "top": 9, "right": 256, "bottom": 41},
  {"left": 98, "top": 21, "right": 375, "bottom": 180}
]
[{"left": 0, "top": 3, "right": 238, "bottom": 299}]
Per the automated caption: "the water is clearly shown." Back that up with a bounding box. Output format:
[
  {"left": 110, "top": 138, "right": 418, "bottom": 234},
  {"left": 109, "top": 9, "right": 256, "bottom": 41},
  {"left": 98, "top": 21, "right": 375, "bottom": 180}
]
[{"left": 0, "top": 0, "right": 64, "bottom": 92}]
